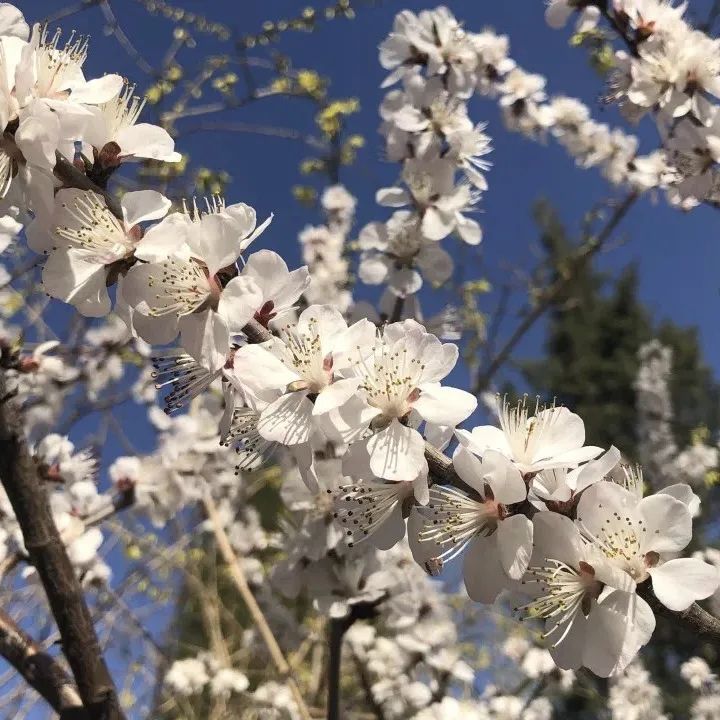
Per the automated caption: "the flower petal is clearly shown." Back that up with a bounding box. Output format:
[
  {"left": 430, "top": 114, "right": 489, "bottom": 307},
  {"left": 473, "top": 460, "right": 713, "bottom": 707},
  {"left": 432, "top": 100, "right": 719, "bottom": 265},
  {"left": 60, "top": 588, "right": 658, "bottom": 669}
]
[
  {"left": 496, "top": 514, "right": 533, "bottom": 580},
  {"left": 650, "top": 558, "right": 719, "bottom": 611},
  {"left": 413, "top": 384, "right": 477, "bottom": 427},
  {"left": 638, "top": 494, "right": 692, "bottom": 554},
  {"left": 121, "top": 190, "right": 171, "bottom": 228},
  {"left": 463, "top": 535, "right": 508, "bottom": 604},
  {"left": 366, "top": 420, "right": 425, "bottom": 481},
  {"left": 257, "top": 392, "right": 314, "bottom": 446}
]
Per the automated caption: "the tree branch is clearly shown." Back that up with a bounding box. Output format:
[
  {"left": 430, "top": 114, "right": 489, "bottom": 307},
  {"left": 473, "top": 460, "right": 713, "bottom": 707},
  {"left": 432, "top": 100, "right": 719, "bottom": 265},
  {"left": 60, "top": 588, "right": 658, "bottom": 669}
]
[
  {"left": 202, "top": 491, "right": 312, "bottom": 720},
  {"left": 0, "top": 370, "right": 126, "bottom": 720},
  {"left": 0, "top": 608, "right": 88, "bottom": 719},
  {"left": 638, "top": 583, "right": 720, "bottom": 647},
  {"left": 473, "top": 191, "right": 639, "bottom": 394}
]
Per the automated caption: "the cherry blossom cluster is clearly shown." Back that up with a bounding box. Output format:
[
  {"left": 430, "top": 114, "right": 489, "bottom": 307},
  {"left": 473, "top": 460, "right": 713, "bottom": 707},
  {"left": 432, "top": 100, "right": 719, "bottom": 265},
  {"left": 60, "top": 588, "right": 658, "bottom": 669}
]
[
  {"left": 377, "top": 6, "right": 670, "bottom": 200},
  {"left": 0, "top": 4, "right": 179, "bottom": 230},
  {"left": 548, "top": 0, "right": 720, "bottom": 208},
  {"left": 299, "top": 184, "right": 355, "bottom": 312},
  {"left": 358, "top": 7, "right": 491, "bottom": 307}
]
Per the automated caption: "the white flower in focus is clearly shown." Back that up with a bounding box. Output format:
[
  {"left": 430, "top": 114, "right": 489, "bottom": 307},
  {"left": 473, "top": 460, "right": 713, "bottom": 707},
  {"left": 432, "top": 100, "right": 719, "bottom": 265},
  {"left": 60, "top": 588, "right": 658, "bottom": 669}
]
[
  {"left": 36, "top": 188, "right": 170, "bottom": 316},
  {"left": 332, "top": 465, "right": 429, "bottom": 550},
  {"left": 577, "top": 480, "right": 719, "bottom": 611},
  {"left": 122, "top": 198, "right": 272, "bottom": 361},
  {"left": 15, "top": 25, "right": 121, "bottom": 105},
  {"left": 327, "top": 319, "right": 476, "bottom": 481},
  {"left": 418, "top": 449, "right": 530, "bottom": 603},
  {"left": 82, "top": 83, "right": 182, "bottom": 165},
  {"left": 530, "top": 446, "right": 621, "bottom": 508},
  {"left": 230, "top": 305, "right": 375, "bottom": 448},
  {"left": 237, "top": 249, "right": 310, "bottom": 328},
  {"left": 457, "top": 398, "right": 603, "bottom": 476},
  {"left": 517, "top": 512, "right": 655, "bottom": 677}
]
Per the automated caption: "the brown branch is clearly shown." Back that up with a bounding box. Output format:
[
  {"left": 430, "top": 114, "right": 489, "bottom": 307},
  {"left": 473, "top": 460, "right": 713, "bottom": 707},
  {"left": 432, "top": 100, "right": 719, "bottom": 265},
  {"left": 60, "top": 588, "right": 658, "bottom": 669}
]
[
  {"left": 473, "top": 191, "right": 639, "bottom": 394},
  {"left": 0, "top": 608, "right": 88, "bottom": 719},
  {"left": 638, "top": 583, "right": 720, "bottom": 648},
  {"left": 202, "top": 491, "right": 312, "bottom": 720},
  {"left": 0, "top": 370, "right": 126, "bottom": 720},
  {"left": 53, "top": 152, "right": 123, "bottom": 218}
]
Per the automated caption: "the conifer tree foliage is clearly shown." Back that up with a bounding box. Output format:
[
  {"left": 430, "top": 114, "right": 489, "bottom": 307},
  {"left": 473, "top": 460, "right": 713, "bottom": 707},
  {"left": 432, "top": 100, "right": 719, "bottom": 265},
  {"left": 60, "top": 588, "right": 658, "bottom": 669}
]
[{"left": 524, "top": 199, "right": 720, "bottom": 458}]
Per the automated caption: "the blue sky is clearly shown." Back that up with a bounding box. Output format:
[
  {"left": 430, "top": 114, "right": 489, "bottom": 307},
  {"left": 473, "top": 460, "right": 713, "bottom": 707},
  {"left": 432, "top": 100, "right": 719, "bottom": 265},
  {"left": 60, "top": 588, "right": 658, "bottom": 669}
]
[{"left": 16, "top": 0, "right": 720, "bottom": 714}]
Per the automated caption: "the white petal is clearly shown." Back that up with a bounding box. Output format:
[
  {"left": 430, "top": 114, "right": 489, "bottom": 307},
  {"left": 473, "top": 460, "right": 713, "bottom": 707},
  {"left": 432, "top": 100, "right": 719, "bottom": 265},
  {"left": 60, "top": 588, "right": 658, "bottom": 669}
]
[
  {"left": 366, "top": 420, "right": 425, "bottom": 481},
  {"left": 659, "top": 483, "right": 700, "bottom": 518},
  {"left": 548, "top": 614, "right": 587, "bottom": 671},
  {"left": 412, "top": 385, "right": 477, "bottom": 426},
  {"left": 313, "top": 377, "right": 362, "bottom": 415},
  {"left": 115, "top": 123, "right": 181, "bottom": 162},
  {"left": 496, "top": 514, "right": 533, "bottom": 580},
  {"left": 376, "top": 187, "right": 409, "bottom": 207},
  {"left": 451, "top": 445, "right": 488, "bottom": 495},
  {"left": 456, "top": 425, "right": 513, "bottom": 458},
  {"left": 531, "top": 512, "right": 582, "bottom": 569},
  {"left": 230, "top": 343, "right": 298, "bottom": 394},
  {"left": 178, "top": 310, "right": 229, "bottom": 373},
  {"left": 42, "top": 250, "right": 110, "bottom": 317},
  {"left": 217, "top": 275, "right": 262, "bottom": 333},
  {"left": 545, "top": 0, "right": 574, "bottom": 28},
  {"left": 530, "top": 407, "right": 587, "bottom": 464},
  {"left": 413, "top": 469, "right": 430, "bottom": 505},
  {"left": 195, "top": 212, "right": 244, "bottom": 275},
  {"left": 121, "top": 190, "right": 171, "bottom": 227},
  {"left": 638, "top": 494, "right": 692, "bottom": 554},
  {"left": 0, "top": 4, "right": 29, "bottom": 40},
  {"left": 650, "top": 558, "right": 719, "bottom": 611},
  {"left": 483, "top": 449, "right": 527, "bottom": 505},
  {"left": 320, "top": 395, "right": 380, "bottom": 445},
  {"left": 71, "top": 74, "right": 124, "bottom": 104},
  {"left": 416, "top": 242, "right": 453, "bottom": 284},
  {"left": 463, "top": 535, "right": 508, "bottom": 604},
  {"left": 257, "top": 392, "right": 314, "bottom": 446},
  {"left": 134, "top": 213, "right": 192, "bottom": 263},
  {"left": 573, "top": 446, "right": 621, "bottom": 492},
  {"left": 583, "top": 593, "right": 635, "bottom": 678},
  {"left": 455, "top": 214, "right": 482, "bottom": 245},
  {"left": 370, "top": 504, "right": 406, "bottom": 550},
  {"left": 421, "top": 207, "right": 454, "bottom": 241}
]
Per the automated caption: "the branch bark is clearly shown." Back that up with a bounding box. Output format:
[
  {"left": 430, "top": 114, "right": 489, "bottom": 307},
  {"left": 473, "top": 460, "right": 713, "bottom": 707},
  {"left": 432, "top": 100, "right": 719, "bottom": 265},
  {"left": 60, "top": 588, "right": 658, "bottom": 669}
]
[
  {"left": 0, "top": 608, "right": 87, "bottom": 719},
  {"left": 0, "top": 370, "right": 126, "bottom": 720}
]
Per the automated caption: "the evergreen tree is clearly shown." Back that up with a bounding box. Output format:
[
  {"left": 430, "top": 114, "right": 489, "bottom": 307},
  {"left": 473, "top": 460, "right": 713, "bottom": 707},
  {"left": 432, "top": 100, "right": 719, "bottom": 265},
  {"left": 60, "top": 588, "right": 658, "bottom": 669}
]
[{"left": 524, "top": 199, "right": 720, "bottom": 458}]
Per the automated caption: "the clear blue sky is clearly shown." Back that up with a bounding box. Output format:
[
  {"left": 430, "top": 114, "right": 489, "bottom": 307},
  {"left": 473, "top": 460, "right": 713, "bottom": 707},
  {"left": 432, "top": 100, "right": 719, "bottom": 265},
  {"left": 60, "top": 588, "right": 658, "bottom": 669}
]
[{"left": 17, "top": 1, "right": 720, "bottom": 715}]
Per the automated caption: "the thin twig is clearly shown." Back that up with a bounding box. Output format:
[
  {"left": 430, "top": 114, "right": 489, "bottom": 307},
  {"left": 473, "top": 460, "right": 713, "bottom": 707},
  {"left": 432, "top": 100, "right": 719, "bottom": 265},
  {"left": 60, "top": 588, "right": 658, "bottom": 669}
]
[
  {"left": 473, "top": 191, "right": 639, "bottom": 394},
  {"left": 202, "top": 491, "right": 312, "bottom": 720},
  {"left": 327, "top": 616, "right": 351, "bottom": 720}
]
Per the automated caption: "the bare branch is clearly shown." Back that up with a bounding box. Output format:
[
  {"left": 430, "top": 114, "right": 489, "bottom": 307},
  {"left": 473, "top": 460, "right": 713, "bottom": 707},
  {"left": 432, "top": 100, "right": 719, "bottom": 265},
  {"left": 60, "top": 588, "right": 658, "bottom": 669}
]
[
  {"left": 0, "top": 370, "right": 126, "bottom": 719},
  {"left": 202, "top": 491, "right": 313, "bottom": 720},
  {"left": 473, "top": 191, "right": 639, "bottom": 394},
  {"left": 0, "top": 607, "right": 87, "bottom": 719}
]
